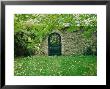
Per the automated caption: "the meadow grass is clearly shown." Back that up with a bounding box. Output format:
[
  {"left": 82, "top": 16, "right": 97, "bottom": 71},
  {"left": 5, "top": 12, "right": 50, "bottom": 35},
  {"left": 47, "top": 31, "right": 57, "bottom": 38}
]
[{"left": 14, "top": 55, "right": 97, "bottom": 76}]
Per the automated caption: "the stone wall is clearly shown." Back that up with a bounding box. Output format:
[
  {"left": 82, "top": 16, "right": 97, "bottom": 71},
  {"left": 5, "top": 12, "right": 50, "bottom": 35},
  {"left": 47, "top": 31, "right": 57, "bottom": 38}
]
[
  {"left": 62, "top": 31, "right": 96, "bottom": 55},
  {"left": 40, "top": 30, "right": 97, "bottom": 56}
]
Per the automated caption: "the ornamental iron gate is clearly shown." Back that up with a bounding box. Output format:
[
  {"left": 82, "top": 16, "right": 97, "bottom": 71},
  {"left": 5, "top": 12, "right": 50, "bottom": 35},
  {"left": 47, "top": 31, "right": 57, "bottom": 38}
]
[{"left": 48, "top": 33, "right": 61, "bottom": 56}]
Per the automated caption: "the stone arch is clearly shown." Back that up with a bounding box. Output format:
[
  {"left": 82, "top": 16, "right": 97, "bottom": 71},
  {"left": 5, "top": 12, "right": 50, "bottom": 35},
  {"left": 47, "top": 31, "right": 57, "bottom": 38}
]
[{"left": 39, "top": 30, "right": 64, "bottom": 56}]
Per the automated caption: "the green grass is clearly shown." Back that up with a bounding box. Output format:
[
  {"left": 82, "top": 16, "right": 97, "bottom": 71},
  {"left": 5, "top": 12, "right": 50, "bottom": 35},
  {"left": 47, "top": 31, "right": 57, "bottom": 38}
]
[{"left": 14, "top": 55, "right": 97, "bottom": 76}]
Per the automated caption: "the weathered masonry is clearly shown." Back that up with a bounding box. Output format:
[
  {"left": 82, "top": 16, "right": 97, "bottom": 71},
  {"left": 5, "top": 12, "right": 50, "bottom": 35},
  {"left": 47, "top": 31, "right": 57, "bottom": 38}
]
[{"left": 39, "top": 28, "right": 96, "bottom": 56}]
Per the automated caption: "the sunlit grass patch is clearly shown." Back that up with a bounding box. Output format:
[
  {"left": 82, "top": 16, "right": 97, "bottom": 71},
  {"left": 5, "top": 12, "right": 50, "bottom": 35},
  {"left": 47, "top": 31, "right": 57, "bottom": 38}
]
[{"left": 14, "top": 55, "right": 97, "bottom": 76}]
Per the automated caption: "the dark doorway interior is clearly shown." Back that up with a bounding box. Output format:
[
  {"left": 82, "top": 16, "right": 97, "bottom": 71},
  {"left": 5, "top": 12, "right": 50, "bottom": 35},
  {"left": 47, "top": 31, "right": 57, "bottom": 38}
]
[{"left": 48, "top": 32, "right": 61, "bottom": 56}]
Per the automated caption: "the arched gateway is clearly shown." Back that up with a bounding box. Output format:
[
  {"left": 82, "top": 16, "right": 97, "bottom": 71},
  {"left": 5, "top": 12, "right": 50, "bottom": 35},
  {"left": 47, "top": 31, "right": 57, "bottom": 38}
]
[{"left": 48, "top": 32, "right": 61, "bottom": 56}]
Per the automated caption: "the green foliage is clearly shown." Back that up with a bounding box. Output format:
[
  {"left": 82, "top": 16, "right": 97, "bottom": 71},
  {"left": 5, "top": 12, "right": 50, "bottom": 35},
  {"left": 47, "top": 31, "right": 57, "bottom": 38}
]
[
  {"left": 14, "top": 55, "right": 97, "bottom": 76},
  {"left": 50, "top": 34, "right": 60, "bottom": 46},
  {"left": 14, "top": 14, "right": 97, "bottom": 56},
  {"left": 83, "top": 46, "right": 96, "bottom": 56},
  {"left": 14, "top": 30, "right": 36, "bottom": 56}
]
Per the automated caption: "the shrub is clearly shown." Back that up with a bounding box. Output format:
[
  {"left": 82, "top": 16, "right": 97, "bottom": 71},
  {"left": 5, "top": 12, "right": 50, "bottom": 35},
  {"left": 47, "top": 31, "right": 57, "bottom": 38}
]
[
  {"left": 14, "top": 30, "right": 37, "bottom": 57},
  {"left": 83, "top": 45, "right": 97, "bottom": 56}
]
